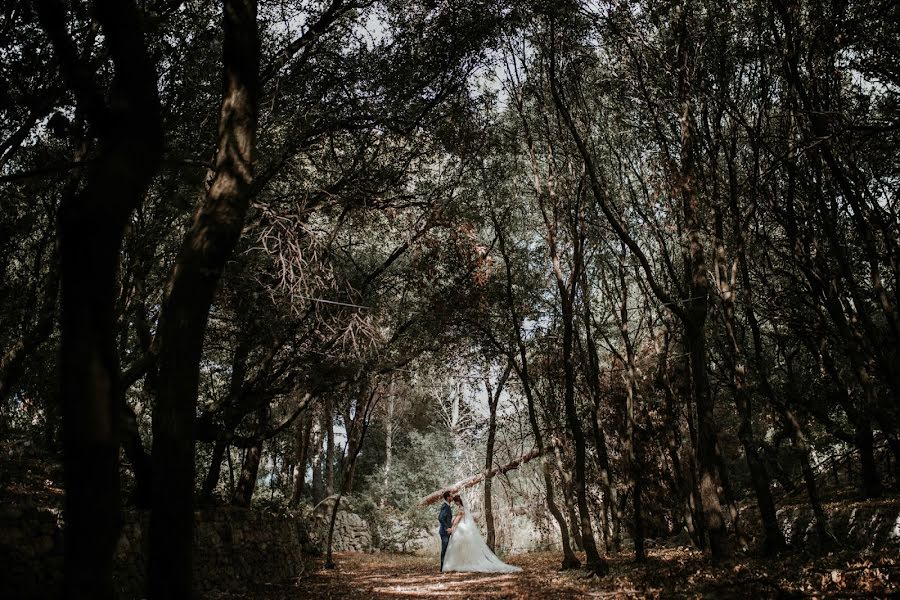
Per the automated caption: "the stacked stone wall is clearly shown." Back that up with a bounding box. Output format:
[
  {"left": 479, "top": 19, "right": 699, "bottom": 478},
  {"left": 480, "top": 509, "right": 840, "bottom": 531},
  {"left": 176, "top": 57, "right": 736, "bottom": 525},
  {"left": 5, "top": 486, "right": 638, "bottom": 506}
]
[{"left": 0, "top": 504, "right": 334, "bottom": 599}]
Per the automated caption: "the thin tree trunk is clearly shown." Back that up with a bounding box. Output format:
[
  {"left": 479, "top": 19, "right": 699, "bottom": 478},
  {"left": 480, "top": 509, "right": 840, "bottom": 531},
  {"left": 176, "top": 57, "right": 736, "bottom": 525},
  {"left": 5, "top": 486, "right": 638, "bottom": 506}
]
[
  {"left": 590, "top": 404, "right": 618, "bottom": 552},
  {"left": 552, "top": 441, "right": 583, "bottom": 553},
  {"left": 616, "top": 253, "right": 646, "bottom": 562},
  {"left": 232, "top": 438, "right": 263, "bottom": 506},
  {"left": 855, "top": 424, "right": 882, "bottom": 499},
  {"left": 714, "top": 445, "right": 746, "bottom": 546},
  {"left": 483, "top": 362, "right": 511, "bottom": 552},
  {"left": 201, "top": 337, "right": 251, "bottom": 504},
  {"left": 325, "top": 383, "right": 379, "bottom": 568},
  {"left": 814, "top": 336, "right": 883, "bottom": 499},
  {"left": 232, "top": 406, "right": 269, "bottom": 506},
  {"left": 532, "top": 112, "right": 606, "bottom": 572},
  {"left": 201, "top": 440, "right": 228, "bottom": 503},
  {"left": 714, "top": 194, "right": 785, "bottom": 553},
  {"left": 311, "top": 417, "right": 325, "bottom": 504},
  {"left": 560, "top": 283, "right": 606, "bottom": 572},
  {"left": 121, "top": 402, "right": 153, "bottom": 508},
  {"left": 324, "top": 397, "right": 335, "bottom": 495},
  {"left": 149, "top": 1, "right": 259, "bottom": 595},
  {"left": 291, "top": 411, "right": 313, "bottom": 504},
  {"left": 227, "top": 444, "right": 235, "bottom": 497},
  {"left": 491, "top": 209, "right": 580, "bottom": 570},
  {"left": 270, "top": 452, "right": 278, "bottom": 499},
  {"left": 659, "top": 328, "right": 703, "bottom": 549},
  {"left": 743, "top": 275, "right": 834, "bottom": 544},
  {"left": 383, "top": 379, "right": 395, "bottom": 496},
  {"left": 578, "top": 271, "right": 618, "bottom": 553}
]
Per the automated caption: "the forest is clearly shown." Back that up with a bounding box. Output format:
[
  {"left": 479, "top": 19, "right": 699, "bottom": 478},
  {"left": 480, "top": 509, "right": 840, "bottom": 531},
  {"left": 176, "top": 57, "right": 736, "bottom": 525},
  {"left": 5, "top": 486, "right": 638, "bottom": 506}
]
[{"left": 1, "top": 0, "right": 898, "bottom": 598}]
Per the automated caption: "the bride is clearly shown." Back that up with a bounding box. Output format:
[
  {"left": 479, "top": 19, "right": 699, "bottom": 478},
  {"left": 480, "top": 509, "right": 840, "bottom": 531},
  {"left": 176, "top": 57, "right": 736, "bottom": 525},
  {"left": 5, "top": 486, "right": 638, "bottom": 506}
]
[{"left": 442, "top": 494, "right": 522, "bottom": 573}]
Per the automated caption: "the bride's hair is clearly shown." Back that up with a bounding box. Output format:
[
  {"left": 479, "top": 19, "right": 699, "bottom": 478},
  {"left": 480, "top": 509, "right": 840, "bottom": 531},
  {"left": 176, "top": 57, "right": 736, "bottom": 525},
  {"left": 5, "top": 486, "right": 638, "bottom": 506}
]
[{"left": 452, "top": 494, "right": 463, "bottom": 505}]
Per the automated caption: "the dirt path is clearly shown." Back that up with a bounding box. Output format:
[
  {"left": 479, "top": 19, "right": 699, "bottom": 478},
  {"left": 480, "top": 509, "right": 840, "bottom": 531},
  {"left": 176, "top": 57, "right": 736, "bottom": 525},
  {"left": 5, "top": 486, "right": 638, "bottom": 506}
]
[
  {"left": 291, "top": 549, "right": 899, "bottom": 599},
  {"left": 300, "top": 553, "right": 600, "bottom": 599}
]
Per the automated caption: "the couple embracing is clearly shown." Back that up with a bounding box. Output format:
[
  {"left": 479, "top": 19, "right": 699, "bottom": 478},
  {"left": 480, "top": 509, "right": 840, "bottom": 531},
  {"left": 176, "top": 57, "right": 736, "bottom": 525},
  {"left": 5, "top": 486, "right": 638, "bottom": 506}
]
[{"left": 437, "top": 491, "right": 522, "bottom": 573}]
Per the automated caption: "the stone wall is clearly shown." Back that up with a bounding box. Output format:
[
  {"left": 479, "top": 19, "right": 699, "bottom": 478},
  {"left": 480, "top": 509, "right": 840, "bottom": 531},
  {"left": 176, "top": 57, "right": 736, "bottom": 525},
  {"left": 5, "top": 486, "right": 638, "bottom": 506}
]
[
  {"left": 731, "top": 498, "right": 900, "bottom": 552},
  {"left": 0, "top": 504, "right": 330, "bottom": 599},
  {"left": 308, "top": 496, "right": 373, "bottom": 553},
  {"left": 776, "top": 500, "right": 900, "bottom": 550},
  {"left": 0, "top": 503, "right": 64, "bottom": 598}
]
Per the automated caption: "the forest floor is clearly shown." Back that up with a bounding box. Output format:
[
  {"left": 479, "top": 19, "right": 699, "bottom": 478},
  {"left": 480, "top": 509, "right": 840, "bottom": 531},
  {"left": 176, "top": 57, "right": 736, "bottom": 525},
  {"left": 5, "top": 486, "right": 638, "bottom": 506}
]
[{"left": 265, "top": 548, "right": 900, "bottom": 599}]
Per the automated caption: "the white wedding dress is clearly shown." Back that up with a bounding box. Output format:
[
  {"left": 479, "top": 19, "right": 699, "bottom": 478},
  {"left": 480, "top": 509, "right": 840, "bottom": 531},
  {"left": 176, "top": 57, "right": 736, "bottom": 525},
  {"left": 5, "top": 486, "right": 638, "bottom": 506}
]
[{"left": 442, "top": 499, "right": 522, "bottom": 573}]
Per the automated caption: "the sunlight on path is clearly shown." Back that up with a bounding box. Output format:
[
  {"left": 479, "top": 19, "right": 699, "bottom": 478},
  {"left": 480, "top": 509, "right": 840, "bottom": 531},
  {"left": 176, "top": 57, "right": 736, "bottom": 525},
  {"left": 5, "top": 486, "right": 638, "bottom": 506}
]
[
  {"left": 301, "top": 552, "right": 646, "bottom": 599},
  {"left": 297, "top": 547, "right": 900, "bottom": 599}
]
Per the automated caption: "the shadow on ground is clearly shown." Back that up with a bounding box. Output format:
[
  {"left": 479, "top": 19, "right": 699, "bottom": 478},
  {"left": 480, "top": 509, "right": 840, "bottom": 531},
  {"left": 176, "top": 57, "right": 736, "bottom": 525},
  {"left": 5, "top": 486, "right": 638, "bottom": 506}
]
[{"left": 288, "top": 548, "right": 898, "bottom": 599}]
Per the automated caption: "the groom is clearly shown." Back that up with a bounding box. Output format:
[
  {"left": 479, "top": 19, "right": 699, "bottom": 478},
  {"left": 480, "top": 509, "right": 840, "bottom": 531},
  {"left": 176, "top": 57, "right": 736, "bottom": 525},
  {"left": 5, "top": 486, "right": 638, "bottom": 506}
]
[{"left": 438, "top": 490, "right": 453, "bottom": 571}]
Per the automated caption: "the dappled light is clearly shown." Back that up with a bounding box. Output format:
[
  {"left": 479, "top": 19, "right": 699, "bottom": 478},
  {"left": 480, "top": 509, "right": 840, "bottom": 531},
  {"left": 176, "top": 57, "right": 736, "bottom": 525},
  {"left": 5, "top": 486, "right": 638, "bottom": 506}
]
[
  {"left": 293, "top": 551, "right": 899, "bottom": 599},
  {"left": 2, "top": 0, "right": 899, "bottom": 598}
]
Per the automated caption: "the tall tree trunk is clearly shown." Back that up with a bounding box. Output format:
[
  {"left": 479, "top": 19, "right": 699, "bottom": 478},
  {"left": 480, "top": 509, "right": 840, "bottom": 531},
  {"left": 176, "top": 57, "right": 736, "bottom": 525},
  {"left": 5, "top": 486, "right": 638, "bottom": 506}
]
[
  {"left": 202, "top": 339, "right": 252, "bottom": 504},
  {"left": 578, "top": 272, "right": 619, "bottom": 553},
  {"left": 483, "top": 363, "right": 511, "bottom": 552},
  {"left": 121, "top": 401, "right": 153, "bottom": 508},
  {"left": 232, "top": 405, "right": 269, "bottom": 506},
  {"left": 36, "top": 0, "right": 163, "bottom": 595},
  {"left": 226, "top": 444, "right": 235, "bottom": 496},
  {"left": 545, "top": 10, "right": 726, "bottom": 559},
  {"left": 324, "top": 397, "right": 335, "bottom": 495},
  {"left": 741, "top": 263, "right": 834, "bottom": 544},
  {"left": 552, "top": 441, "right": 583, "bottom": 553},
  {"left": 659, "top": 328, "right": 704, "bottom": 549},
  {"left": 376, "top": 376, "right": 399, "bottom": 502},
  {"left": 624, "top": 335, "right": 645, "bottom": 562},
  {"left": 855, "top": 424, "right": 882, "bottom": 499},
  {"left": 515, "top": 329, "right": 577, "bottom": 567},
  {"left": 232, "top": 439, "right": 263, "bottom": 506},
  {"left": 676, "top": 4, "right": 729, "bottom": 553},
  {"left": 200, "top": 440, "right": 227, "bottom": 503},
  {"left": 492, "top": 210, "right": 580, "bottom": 570},
  {"left": 311, "top": 414, "right": 325, "bottom": 504},
  {"left": 149, "top": 1, "right": 259, "bottom": 595},
  {"left": 559, "top": 290, "right": 606, "bottom": 573},
  {"left": 616, "top": 253, "right": 646, "bottom": 562},
  {"left": 291, "top": 411, "right": 313, "bottom": 504},
  {"left": 383, "top": 385, "right": 394, "bottom": 495},
  {"left": 714, "top": 194, "right": 785, "bottom": 554},
  {"left": 325, "top": 383, "right": 379, "bottom": 568},
  {"left": 590, "top": 403, "right": 618, "bottom": 552}
]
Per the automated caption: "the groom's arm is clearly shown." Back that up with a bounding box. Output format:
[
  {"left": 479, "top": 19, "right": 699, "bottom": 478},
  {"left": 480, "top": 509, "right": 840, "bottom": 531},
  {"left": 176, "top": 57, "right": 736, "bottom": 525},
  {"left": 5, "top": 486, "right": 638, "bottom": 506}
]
[{"left": 439, "top": 504, "right": 452, "bottom": 529}]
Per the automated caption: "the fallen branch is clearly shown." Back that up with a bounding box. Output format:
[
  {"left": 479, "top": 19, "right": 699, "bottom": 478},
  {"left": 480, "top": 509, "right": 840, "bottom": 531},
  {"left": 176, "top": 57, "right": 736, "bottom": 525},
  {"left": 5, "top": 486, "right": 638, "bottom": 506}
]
[{"left": 416, "top": 445, "right": 552, "bottom": 507}]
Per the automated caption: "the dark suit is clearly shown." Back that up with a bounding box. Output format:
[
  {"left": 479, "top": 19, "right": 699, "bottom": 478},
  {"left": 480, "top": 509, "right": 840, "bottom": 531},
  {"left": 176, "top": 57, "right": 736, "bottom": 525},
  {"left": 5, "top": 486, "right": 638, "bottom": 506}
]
[{"left": 438, "top": 501, "right": 453, "bottom": 570}]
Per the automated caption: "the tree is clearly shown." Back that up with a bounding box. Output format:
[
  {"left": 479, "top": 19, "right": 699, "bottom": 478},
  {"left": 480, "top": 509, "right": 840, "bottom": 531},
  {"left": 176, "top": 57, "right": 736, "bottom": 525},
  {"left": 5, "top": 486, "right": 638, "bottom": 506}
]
[
  {"left": 35, "top": 0, "right": 163, "bottom": 594},
  {"left": 149, "top": 0, "right": 259, "bottom": 595}
]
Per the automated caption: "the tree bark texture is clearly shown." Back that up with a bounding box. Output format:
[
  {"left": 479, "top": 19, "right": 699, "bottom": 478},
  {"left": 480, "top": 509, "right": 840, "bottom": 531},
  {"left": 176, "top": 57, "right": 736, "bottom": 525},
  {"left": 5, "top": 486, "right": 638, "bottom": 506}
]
[
  {"left": 149, "top": 1, "right": 259, "bottom": 596},
  {"left": 36, "top": 0, "right": 164, "bottom": 595}
]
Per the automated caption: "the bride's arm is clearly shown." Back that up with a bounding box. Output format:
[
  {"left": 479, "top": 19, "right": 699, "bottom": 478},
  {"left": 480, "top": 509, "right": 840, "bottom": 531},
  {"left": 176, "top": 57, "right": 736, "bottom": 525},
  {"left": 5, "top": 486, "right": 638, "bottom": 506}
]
[{"left": 448, "top": 510, "right": 464, "bottom": 532}]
